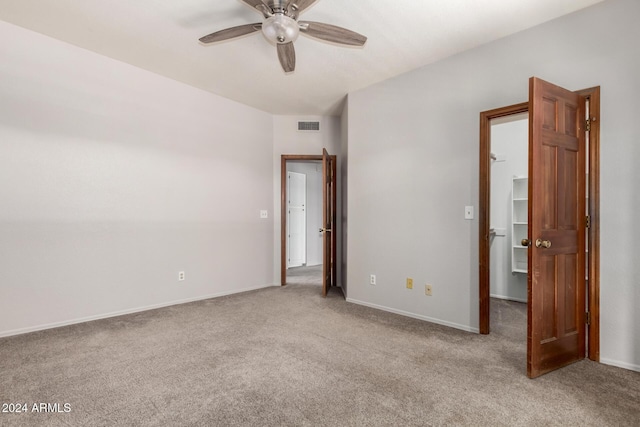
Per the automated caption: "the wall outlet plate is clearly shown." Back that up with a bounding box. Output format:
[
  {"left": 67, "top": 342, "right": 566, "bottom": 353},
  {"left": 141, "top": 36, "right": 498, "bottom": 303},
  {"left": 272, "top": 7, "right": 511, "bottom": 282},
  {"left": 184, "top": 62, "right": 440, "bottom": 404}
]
[
  {"left": 370, "top": 274, "right": 376, "bottom": 285},
  {"left": 178, "top": 271, "right": 185, "bottom": 281},
  {"left": 425, "top": 284, "right": 432, "bottom": 296},
  {"left": 260, "top": 210, "right": 268, "bottom": 219},
  {"left": 465, "top": 206, "right": 474, "bottom": 220}
]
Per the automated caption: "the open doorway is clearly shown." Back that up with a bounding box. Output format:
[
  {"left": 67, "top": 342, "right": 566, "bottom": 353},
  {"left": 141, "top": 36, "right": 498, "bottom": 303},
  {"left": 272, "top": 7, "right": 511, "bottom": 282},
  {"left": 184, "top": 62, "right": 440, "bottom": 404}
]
[
  {"left": 281, "top": 152, "right": 337, "bottom": 296},
  {"left": 489, "top": 112, "right": 529, "bottom": 304},
  {"left": 285, "top": 161, "right": 323, "bottom": 286},
  {"left": 486, "top": 111, "right": 529, "bottom": 342},
  {"left": 478, "top": 84, "right": 601, "bottom": 372}
]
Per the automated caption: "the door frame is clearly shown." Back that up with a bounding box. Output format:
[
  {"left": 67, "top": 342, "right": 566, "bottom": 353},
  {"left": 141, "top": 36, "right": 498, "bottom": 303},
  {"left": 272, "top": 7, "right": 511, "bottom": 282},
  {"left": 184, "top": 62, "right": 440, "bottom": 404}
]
[
  {"left": 478, "top": 87, "right": 600, "bottom": 362},
  {"left": 281, "top": 154, "right": 337, "bottom": 286}
]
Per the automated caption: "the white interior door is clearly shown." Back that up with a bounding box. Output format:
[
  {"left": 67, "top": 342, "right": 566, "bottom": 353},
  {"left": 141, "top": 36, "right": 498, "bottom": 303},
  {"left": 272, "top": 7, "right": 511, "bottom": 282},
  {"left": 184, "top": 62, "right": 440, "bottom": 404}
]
[{"left": 287, "top": 171, "right": 306, "bottom": 268}]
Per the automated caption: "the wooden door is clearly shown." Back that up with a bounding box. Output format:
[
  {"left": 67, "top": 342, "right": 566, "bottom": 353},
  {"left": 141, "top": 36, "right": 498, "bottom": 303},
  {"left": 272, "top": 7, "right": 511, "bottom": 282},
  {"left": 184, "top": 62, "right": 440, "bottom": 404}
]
[
  {"left": 528, "top": 77, "right": 586, "bottom": 378},
  {"left": 321, "top": 148, "right": 336, "bottom": 297}
]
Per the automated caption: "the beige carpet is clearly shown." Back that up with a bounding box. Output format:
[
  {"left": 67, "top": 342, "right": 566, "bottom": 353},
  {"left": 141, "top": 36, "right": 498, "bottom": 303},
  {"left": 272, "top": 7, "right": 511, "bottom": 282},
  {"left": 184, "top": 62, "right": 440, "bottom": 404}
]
[
  {"left": 285, "top": 264, "right": 322, "bottom": 285},
  {"left": 0, "top": 286, "right": 638, "bottom": 426}
]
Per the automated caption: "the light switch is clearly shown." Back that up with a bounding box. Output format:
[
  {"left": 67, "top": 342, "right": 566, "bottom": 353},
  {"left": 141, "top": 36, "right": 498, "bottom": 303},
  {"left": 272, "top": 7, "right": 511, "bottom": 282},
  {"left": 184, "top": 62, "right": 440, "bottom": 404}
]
[{"left": 465, "top": 206, "right": 474, "bottom": 220}]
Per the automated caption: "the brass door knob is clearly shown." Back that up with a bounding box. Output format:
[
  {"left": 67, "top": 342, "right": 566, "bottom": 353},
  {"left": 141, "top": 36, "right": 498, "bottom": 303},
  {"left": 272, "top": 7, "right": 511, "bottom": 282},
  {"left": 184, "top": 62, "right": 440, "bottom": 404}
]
[
  {"left": 521, "top": 239, "right": 531, "bottom": 247},
  {"left": 535, "top": 239, "right": 552, "bottom": 249}
]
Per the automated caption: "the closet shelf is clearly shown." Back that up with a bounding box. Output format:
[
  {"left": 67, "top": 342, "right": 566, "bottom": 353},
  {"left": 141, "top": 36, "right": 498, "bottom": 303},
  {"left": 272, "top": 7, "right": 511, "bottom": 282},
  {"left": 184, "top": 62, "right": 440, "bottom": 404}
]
[{"left": 512, "top": 176, "right": 528, "bottom": 274}]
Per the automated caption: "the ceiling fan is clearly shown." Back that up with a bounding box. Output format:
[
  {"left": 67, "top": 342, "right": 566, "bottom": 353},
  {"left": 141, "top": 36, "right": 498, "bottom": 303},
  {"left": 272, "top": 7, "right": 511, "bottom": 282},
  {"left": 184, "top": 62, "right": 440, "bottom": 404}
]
[{"left": 199, "top": 0, "right": 367, "bottom": 73}]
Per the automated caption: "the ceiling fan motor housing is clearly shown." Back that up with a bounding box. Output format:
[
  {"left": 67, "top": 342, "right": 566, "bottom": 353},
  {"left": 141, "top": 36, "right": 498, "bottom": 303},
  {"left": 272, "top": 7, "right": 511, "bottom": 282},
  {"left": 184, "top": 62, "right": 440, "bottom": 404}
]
[
  {"left": 199, "top": 0, "right": 368, "bottom": 73},
  {"left": 262, "top": 14, "right": 300, "bottom": 44},
  {"left": 267, "top": 0, "right": 289, "bottom": 11}
]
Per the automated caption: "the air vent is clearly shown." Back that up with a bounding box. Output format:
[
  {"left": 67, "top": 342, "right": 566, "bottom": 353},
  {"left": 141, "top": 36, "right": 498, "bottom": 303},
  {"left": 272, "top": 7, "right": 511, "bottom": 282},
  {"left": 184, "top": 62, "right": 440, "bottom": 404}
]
[{"left": 298, "top": 121, "right": 320, "bottom": 132}]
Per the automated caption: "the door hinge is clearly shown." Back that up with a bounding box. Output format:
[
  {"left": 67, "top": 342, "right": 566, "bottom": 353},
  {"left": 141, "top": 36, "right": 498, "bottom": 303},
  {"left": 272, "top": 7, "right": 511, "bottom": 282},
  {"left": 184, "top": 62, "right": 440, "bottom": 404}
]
[
  {"left": 585, "top": 119, "right": 591, "bottom": 132},
  {"left": 586, "top": 215, "right": 591, "bottom": 229},
  {"left": 585, "top": 312, "right": 591, "bottom": 325}
]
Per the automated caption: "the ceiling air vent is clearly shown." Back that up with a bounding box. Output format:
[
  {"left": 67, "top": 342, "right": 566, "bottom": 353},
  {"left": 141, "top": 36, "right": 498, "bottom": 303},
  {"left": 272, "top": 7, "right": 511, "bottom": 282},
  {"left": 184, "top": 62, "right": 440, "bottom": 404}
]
[{"left": 298, "top": 121, "right": 320, "bottom": 132}]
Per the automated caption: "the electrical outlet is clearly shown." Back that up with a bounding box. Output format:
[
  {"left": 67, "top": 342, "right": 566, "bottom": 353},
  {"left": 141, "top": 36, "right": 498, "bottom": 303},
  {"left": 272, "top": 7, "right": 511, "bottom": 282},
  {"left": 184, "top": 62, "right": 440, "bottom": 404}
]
[
  {"left": 370, "top": 274, "right": 376, "bottom": 286},
  {"left": 406, "top": 278, "right": 413, "bottom": 289},
  {"left": 425, "top": 284, "right": 433, "bottom": 296},
  {"left": 260, "top": 210, "right": 268, "bottom": 219},
  {"left": 178, "top": 271, "right": 185, "bottom": 281}
]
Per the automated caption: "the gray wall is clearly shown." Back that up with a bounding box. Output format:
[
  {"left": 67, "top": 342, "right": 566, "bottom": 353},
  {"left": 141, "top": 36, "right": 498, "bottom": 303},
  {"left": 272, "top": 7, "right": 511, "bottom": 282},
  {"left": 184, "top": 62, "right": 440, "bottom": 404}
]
[
  {"left": 346, "top": 0, "right": 639, "bottom": 371},
  {"left": 340, "top": 103, "right": 349, "bottom": 295},
  {"left": 0, "top": 20, "right": 274, "bottom": 336}
]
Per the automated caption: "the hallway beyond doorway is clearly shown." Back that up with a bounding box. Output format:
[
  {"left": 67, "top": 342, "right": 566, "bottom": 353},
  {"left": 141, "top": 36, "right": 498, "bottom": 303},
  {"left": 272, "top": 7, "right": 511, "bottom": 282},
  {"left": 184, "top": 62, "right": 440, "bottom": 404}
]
[{"left": 286, "top": 265, "right": 322, "bottom": 285}]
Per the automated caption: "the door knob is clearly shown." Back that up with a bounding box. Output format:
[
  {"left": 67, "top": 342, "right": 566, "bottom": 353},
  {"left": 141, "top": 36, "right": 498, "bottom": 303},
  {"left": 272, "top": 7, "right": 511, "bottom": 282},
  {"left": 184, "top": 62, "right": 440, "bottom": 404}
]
[
  {"left": 535, "top": 239, "right": 552, "bottom": 249},
  {"left": 521, "top": 239, "right": 531, "bottom": 247}
]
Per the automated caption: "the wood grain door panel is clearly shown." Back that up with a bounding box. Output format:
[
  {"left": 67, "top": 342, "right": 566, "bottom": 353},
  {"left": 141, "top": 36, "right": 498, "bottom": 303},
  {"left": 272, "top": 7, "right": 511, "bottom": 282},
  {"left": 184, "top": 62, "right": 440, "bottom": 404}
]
[
  {"left": 528, "top": 77, "right": 586, "bottom": 378},
  {"left": 321, "top": 148, "right": 336, "bottom": 297}
]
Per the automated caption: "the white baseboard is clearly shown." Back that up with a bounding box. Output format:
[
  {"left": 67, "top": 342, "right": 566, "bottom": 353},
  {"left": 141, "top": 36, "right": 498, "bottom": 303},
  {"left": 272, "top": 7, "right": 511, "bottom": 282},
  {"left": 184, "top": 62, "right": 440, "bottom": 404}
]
[
  {"left": 600, "top": 357, "right": 640, "bottom": 373},
  {"left": 490, "top": 294, "right": 528, "bottom": 303},
  {"left": 346, "top": 298, "right": 479, "bottom": 334},
  {"left": 0, "top": 284, "right": 275, "bottom": 339}
]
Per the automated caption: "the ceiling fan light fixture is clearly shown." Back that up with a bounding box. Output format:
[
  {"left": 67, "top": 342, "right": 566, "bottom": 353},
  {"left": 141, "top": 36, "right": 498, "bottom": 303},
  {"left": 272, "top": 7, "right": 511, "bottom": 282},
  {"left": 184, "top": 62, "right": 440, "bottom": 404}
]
[
  {"left": 262, "top": 14, "right": 300, "bottom": 44},
  {"left": 199, "top": 0, "right": 368, "bottom": 73}
]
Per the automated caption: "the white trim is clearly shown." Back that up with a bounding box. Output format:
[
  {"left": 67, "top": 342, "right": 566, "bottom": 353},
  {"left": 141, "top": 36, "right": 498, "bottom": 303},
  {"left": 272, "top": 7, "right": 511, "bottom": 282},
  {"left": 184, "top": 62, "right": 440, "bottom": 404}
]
[
  {"left": 600, "top": 358, "right": 640, "bottom": 373},
  {"left": 490, "top": 294, "right": 528, "bottom": 303},
  {"left": 0, "top": 284, "right": 275, "bottom": 338},
  {"left": 346, "top": 298, "right": 479, "bottom": 334}
]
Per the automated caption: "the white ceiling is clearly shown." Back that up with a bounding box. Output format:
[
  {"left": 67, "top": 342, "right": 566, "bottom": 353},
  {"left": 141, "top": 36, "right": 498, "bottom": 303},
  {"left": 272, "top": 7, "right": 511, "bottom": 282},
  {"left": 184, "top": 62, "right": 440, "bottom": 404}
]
[{"left": 0, "top": 0, "right": 604, "bottom": 116}]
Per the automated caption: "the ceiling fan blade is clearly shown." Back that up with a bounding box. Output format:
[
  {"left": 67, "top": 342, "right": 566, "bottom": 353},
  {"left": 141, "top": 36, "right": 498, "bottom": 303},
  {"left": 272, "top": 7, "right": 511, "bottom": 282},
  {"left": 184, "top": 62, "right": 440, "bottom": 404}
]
[
  {"left": 240, "top": 0, "right": 268, "bottom": 11},
  {"left": 199, "top": 23, "right": 262, "bottom": 44},
  {"left": 239, "top": 0, "right": 272, "bottom": 17},
  {"left": 298, "top": 21, "right": 367, "bottom": 46},
  {"left": 277, "top": 42, "right": 296, "bottom": 73},
  {"left": 255, "top": 3, "right": 273, "bottom": 18},
  {"left": 288, "top": 0, "right": 318, "bottom": 16}
]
